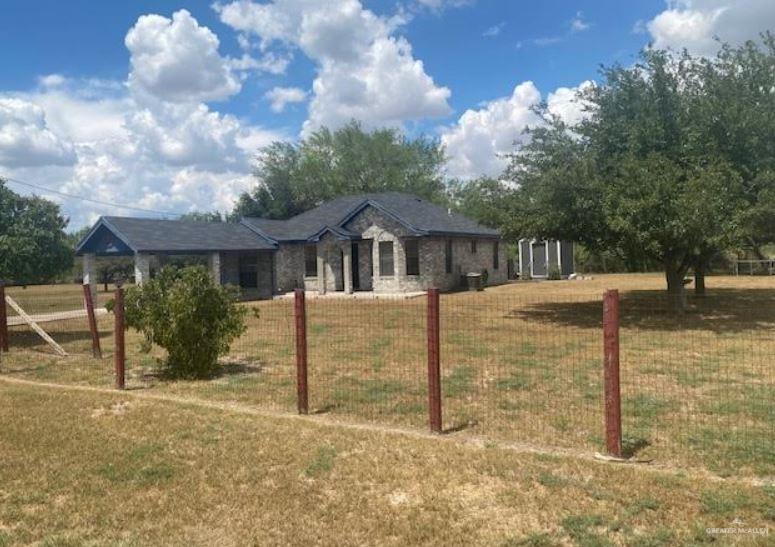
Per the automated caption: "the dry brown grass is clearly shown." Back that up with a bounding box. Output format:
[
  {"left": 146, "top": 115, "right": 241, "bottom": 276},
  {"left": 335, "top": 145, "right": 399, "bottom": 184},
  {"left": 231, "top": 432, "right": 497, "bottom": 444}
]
[
  {"left": 2, "top": 274, "right": 773, "bottom": 477},
  {"left": 0, "top": 380, "right": 772, "bottom": 546}
]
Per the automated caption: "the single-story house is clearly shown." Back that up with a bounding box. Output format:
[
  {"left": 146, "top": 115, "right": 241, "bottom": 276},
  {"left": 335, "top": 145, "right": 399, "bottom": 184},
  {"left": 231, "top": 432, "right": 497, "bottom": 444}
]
[
  {"left": 76, "top": 192, "right": 507, "bottom": 298},
  {"left": 518, "top": 239, "right": 574, "bottom": 279}
]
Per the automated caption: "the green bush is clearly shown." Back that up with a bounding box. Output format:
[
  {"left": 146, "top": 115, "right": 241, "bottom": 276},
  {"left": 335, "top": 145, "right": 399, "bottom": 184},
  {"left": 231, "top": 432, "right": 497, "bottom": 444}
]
[
  {"left": 123, "top": 266, "right": 247, "bottom": 379},
  {"left": 547, "top": 265, "right": 562, "bottom": 280}
]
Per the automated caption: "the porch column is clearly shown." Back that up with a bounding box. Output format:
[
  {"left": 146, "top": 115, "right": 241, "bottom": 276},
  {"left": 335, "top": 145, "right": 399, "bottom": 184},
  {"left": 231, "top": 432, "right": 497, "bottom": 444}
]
[
  {"left": 82, "top": 253, "right": 97, "bottom": 302},
  {"left": 342, "top": 242, "right": 353, "bottom": 294},
  {"left": 134, "top": 253, "right": 151, "bottom": 285},
  {"left": 208, "top": 252, "right": 222, "bottom": 285},
  {"left": 317, "top": 246, "right": 326, "bottom": 294}
]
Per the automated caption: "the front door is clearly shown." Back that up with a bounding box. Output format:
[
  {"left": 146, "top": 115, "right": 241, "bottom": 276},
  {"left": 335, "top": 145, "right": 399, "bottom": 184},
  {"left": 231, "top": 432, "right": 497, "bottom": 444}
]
[{"left": 351, "top": 243, "right": 360, "bottom": 290}]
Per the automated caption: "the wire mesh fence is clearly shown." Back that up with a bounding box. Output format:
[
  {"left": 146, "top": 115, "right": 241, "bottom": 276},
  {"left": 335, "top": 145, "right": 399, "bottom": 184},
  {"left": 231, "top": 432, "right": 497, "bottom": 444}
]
[
  {"left": 440, "top": 291, "right": 602, "bottom": 449},
  {"left": 0, "top": 282, "right": 772, "bottom": 476},
  {"left": 305, "top": 296, "right": 427, "bottom": 427},
  {"left": 619, "top": 291, "right": 774, "bottom": 475}
]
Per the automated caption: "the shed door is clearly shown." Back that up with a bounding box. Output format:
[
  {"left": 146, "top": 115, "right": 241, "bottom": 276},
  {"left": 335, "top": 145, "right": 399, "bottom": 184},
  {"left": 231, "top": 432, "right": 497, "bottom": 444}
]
[{"left": 531, "top": 242, "right": 547, "bottom": 277}]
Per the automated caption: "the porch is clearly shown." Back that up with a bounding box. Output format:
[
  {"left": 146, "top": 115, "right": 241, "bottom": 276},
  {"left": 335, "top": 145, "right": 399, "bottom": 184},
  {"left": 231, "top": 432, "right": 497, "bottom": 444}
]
[{"left": 75, "top": 216, "right": 278, "bottom": 300}]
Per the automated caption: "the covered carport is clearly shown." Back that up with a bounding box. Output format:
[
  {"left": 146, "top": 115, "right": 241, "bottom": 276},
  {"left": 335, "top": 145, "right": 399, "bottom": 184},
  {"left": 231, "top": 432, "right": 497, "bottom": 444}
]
[{"left": 75, "top": 216, "right": 278, "bottom": 300}]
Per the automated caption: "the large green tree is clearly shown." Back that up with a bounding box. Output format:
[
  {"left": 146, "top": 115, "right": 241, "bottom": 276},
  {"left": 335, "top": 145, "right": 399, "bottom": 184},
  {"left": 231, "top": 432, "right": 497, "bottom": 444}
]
[
  {"left": 505, "top": 48, "right": 750, "bottom": 309},
  {"left": 689, "top": 35, "right": 775, "bottom": 259},
  {"left": 232, "top": 121, "right": 448, "bottom": 219},
  {"left": 0, "top": 179, "right": 73, "bottom": 284},
  {"left": 448, "top": 177, "right": 511, "bottom": 229}
]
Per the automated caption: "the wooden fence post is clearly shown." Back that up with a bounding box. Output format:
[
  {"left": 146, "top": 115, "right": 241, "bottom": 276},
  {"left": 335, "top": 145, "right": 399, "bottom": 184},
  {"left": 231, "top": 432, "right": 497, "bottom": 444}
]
[
  {"left": 0, "top": 281, "right": 8, "bottom": 353},
  {"left": 83, "top": 283, "right": 102, "bottom": 358},
  {"left": 114, "top": 285, "right": 125, "bottom": 390},
  {"left": 427, "top": 288, "right": 442, "bottom": 433},
  {"left": 603, "top": 289, "right": 622, "bottom": 458},
  {"left": 294, "top": 288, "right": 308, "bottom": 415}
]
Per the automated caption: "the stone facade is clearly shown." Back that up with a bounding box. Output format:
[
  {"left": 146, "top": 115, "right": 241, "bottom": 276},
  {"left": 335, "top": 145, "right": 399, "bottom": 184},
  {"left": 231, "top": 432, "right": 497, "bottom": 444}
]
[
  {"left": 274, "top": 245, "right": 305, "bottom": 293},
  {"left": 207, "top": 251, "right": 274, "bottom": 298},
  {"left": 116, "top": 204, "right": 505, "bottom": 298},
  {"left": 273, "top": 205, "right": 507, "bottom": 294}
]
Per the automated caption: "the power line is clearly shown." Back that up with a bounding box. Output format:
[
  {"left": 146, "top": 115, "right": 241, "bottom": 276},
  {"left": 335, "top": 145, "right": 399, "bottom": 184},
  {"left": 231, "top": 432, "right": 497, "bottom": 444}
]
[{"left": 1, "top": 174, "right": 185, "bottom": 218}]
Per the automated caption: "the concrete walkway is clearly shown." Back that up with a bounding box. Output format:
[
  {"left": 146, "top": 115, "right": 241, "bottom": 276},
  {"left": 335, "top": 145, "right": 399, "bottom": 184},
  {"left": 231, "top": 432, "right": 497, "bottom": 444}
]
[{"left": 8, "top": 307, "right": 108, "bottom": 327}]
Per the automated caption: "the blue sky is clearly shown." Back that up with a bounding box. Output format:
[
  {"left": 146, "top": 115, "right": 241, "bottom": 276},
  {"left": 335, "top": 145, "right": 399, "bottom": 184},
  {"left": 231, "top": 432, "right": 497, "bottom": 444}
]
[{"left": 1, "top": 0, "right": 773, "bottom": 229}]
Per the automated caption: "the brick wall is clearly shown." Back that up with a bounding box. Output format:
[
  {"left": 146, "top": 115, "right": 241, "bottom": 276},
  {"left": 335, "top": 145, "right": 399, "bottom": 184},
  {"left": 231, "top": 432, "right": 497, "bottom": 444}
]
[{"left": 272, "top": 204, "right": 507, "bottom": 294}]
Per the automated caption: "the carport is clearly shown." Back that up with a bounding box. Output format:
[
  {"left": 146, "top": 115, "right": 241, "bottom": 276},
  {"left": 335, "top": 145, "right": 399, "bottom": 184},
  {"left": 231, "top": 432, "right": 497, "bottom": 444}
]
[{"left": 75, "top": 216, "right": 278, "bottom": 300}]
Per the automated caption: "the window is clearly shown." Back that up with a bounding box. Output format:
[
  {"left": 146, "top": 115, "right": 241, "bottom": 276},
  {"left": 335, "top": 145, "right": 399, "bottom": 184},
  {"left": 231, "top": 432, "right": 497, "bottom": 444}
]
[
  {"left": 445, "top": 239, "right": 453, "bottom": 274},
  {"left": 379, "top": 241, "right": 394, "bottom": 277},
  {"left": 471, "top": 240, "right": 477, "bottom": 254},
  {"left": 304, "top": 245, "right": 317, "bottom": 277},
  {"left": 405, "top": 239, "right": 419, "bottom": 276},
  {"left": 238, "top": 253, "right": 258, "bottom": 289},
  {"left": 493, "top": 241, "right": 499, "bottom": 270}
]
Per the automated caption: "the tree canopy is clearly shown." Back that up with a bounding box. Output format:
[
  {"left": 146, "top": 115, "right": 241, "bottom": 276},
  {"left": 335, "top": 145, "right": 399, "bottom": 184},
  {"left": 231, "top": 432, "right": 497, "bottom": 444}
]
[
  {"left": 504, "top": 38, "right": 775, "bottom": 308},
  {"left": 232, "top": 121, "right": 448, "bottom": 219},
  {"left": 178, "top": 211, "right": 224, "bottom": 223},
  {"left": 0, "top": 179, "right": 73, "bottom": 284}
]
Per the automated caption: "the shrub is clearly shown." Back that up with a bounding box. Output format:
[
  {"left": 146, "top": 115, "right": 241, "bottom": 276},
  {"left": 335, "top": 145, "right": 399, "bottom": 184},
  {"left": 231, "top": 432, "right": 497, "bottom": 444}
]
[
  {"left": 123, "top": 266, "right": 247, "bottom": 379},
  {"left": 547, "top": 265, "right": 562, "bottom": 280}
]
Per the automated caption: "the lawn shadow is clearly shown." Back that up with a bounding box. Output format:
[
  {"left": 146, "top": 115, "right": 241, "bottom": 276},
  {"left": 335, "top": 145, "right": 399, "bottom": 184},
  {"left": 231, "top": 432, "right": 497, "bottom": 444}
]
[
  {"left": 443, "top": 419, "right": 478, "bottom": 434},
  {"left": 6, "top": 328, "right": 97, "bottom": 350},
  {"left": 215, "top": 361, "right": 265, "bottom": 376},
  {"left": 622, "top": 437, "right": 651, "bottom": 459},
  {"left": 312, "top": 404, "right": 336, "bottom": 415},
  {"left": 122, "top": 385, "right": 154, "bottom": 392},
  {"left": 505, "top": 288, "right": 775, "bottom": 333}
]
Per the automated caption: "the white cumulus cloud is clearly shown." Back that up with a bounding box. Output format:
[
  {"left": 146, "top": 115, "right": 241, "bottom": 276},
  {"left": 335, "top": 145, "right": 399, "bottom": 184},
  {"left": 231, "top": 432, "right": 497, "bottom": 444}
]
[
  {"left": 0, "top": 9, "right": 286, "bottom": 228},
  {"left": 215, "top": 0, "right": 452, "bottom": 134},
  {"left": 265, "top": 86, "right": 307, "bottom": 112},
  {"left": 0, "top": 97, "right": 76, "bottom": 167},
  {"left": 125, "top": 9, "right": 242, "bottom": 103},
  {"left": 441, "top": 81, "right": 593, "bottom": 180},
  {"left": 646, "top": 0, "right": 775, "bottom": 55}
]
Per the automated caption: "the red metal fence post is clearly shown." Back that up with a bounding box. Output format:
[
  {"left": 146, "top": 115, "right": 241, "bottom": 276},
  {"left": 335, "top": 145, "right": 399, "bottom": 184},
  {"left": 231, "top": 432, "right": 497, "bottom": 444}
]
[
  {"left": 83, "top": 283, "right": 102, "bottom": 359},
  {"left": 603, "top": 289, "right": 622, "bottom": 457},
  {"left": 427, "top": 288, "right": 442, "bottom": 433},
  {"left": 114, "top": 286, "right": 125, "bottom": 390},
  {"left": 0, "top": 281, "right": 8, "bottom": 353},
  {"left": 295, "top": 288, "right": 309, "bottom": 415}
]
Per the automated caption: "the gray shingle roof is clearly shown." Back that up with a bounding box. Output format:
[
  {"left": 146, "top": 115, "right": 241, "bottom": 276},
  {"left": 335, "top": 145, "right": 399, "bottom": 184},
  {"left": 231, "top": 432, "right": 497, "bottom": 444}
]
[
  {"left": 76, "top": 217, "right": 276, "bottom": 254},
  {"left": 241, "top": 192, "right": 499, "bottom": 242}
]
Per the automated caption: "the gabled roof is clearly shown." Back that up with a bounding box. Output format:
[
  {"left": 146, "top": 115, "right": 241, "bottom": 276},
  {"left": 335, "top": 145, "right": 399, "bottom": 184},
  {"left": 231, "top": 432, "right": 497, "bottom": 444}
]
[
  {"left": 241, "top": 192, "right": 499, "bottom": 243},
  {"left": 76, "top": 216, "right": 277, "bottom": 256}
]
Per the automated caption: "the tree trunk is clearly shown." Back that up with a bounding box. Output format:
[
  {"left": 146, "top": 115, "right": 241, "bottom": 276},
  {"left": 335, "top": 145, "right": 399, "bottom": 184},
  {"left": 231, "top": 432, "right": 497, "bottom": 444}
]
[
  {"left": 694, "top": 265, "right": 705, "bottom": 297},
  {"left": 665, "top": 263, "right": 687, "bottom": 313}
]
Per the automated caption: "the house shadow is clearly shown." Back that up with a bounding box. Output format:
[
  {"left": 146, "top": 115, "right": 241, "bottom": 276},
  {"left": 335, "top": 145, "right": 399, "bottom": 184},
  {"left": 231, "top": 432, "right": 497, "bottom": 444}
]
[
  {"left": 505, "top": 288, "right": 775, "bottom": 334},
  {"left": 214, "top": 360, "right": 265, "bottom": 376}
]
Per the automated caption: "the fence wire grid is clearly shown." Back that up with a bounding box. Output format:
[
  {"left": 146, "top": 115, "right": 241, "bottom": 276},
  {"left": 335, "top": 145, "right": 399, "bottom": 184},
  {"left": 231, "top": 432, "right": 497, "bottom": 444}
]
[{"left": 1, "top": 282, "right": 772, "bottom": 477}]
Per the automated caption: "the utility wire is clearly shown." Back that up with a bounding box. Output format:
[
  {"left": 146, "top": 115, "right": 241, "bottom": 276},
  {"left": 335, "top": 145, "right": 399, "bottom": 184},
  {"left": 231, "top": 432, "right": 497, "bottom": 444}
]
[{"left": 1, "top": 174, "right": 185, "bottom": 218}]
